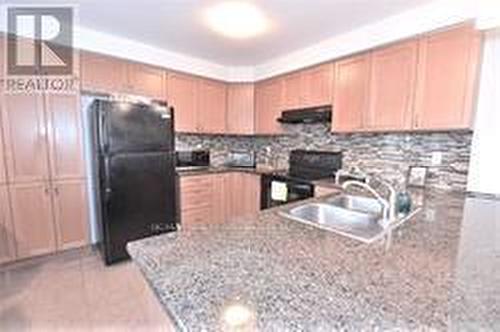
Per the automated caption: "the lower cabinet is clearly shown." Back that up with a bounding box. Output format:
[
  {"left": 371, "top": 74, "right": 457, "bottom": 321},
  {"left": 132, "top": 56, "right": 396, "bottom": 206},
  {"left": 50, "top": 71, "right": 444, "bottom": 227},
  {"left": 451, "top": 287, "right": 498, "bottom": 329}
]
[
  {"left": 52, "top": 180, "right": 89, "bottom": 251},
  {"left": 9, "top": 182, "right": 57, "bottom": 259},
  {"left": 0, "top": 185, "right": 15, "bottom": 264},
  {"left": 7, "top": 180, "right": 89, "bottom": 261},
  {"left": 180, "top": 172, "right": 261, "bottom": 227}
]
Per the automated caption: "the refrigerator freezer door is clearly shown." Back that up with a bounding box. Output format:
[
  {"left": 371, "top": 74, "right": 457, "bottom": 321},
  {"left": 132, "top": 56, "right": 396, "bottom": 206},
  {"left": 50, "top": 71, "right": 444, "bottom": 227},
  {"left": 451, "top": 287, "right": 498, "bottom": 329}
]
[
  {"left": 98, "top": 100, "right": 173, "bottom": 154},
  {"left": 100, "top": 151, "right": 176, "bottom": 264}
]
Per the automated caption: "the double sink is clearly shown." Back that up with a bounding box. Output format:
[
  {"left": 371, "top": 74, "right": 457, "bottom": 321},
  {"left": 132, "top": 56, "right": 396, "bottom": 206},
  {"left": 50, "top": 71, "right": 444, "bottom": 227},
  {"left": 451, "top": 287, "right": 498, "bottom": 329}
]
[{"left": 280, "top": 193, "right": 419, "bottom": 243}]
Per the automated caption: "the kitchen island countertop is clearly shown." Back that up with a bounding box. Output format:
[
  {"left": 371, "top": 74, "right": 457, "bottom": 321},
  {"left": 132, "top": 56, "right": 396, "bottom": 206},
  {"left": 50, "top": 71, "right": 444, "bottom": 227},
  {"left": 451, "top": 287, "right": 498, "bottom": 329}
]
[{"left": 127, "top": 190, "right": 500, "bottom": 331}]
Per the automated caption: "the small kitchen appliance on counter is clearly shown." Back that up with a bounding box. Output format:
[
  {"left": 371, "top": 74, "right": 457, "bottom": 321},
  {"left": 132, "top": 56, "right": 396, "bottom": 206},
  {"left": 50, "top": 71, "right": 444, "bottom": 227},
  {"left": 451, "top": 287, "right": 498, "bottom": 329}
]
[
  {"left": 225, "top": 150, "right": 256, "bottom": 168},
  {"left": 176, "top": 150, "right": 210, "bottom": 170}
]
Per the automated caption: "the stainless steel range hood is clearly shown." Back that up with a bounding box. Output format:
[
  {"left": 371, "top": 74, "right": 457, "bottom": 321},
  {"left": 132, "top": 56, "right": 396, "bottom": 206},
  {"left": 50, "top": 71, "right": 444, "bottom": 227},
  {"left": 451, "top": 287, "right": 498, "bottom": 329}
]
[{"left": 277, "top": 105, "right": 332, "bottom": 124}]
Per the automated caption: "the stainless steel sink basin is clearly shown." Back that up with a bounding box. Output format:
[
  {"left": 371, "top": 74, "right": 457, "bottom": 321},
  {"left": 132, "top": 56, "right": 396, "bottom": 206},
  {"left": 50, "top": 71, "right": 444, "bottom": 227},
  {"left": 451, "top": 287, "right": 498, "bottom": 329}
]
[
  {"left": 326, "top": 194, "right": 383, "bottom": 216},
  {"left": 280, "top": 202, "right": 385, "bottom": 243},
  {"left": 279, "top": 194, "right": 420, "bottom": 243}
]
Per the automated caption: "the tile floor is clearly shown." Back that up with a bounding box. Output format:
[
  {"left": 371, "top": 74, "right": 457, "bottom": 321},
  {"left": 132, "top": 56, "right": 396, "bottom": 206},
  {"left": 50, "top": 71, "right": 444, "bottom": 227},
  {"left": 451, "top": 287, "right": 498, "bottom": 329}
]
[{"left": 0, "top": 247, "right": 175, "bottom": 331}]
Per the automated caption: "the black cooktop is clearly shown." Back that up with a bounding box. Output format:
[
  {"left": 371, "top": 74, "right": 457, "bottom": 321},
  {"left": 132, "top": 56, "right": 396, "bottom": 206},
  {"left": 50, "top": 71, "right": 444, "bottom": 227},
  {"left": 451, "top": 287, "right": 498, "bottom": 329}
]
[{"left": 269, "top": 150, "right": 343, "bottom": 182}]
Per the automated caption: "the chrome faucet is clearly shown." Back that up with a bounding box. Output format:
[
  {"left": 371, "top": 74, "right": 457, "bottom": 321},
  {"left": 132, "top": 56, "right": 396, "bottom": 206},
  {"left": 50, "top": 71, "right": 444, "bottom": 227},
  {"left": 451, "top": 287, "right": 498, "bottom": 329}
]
[{"left": 340, "top": 173, "right": 397, "bottom": 229}]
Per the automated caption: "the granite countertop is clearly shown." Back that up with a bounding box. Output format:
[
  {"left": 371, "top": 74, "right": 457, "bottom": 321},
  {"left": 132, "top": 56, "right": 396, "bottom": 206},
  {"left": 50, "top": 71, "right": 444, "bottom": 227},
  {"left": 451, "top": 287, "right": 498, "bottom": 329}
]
[
  {"left": 127, "top": 190, "right": 500, "bottom": 331},
  {"left": 176, "top": 165, "right": 286, "bottom": 177}
]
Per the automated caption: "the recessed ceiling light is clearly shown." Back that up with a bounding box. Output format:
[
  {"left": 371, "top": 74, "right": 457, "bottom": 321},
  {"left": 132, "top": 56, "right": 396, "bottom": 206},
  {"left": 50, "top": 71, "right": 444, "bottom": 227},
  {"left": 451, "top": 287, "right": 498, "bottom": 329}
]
[{"left": 203, "top": 1, "right": 269, "bottom": 39}]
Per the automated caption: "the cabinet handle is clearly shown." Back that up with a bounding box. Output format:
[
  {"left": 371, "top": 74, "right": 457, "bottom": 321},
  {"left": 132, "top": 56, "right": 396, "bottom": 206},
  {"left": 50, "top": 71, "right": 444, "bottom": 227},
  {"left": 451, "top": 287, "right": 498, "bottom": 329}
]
[
  {"left": 44, "top": 187, "right": 50, "bottom": 195},
  {"left": 54, "top": 187, "right": 59, "bottom": 195}
]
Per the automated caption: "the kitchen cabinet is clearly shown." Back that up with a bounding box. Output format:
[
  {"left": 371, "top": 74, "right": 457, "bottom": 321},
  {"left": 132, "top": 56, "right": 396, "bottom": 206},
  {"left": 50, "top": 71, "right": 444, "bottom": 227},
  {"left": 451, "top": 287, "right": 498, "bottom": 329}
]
[
  {"left": 179, "top": 172, "right": 261, "bottom": 226},
  {"left": 81, "top": 52, "right": 128, "bottom": 94},
  {"left": 0, "top": 34, "right": 4, "bottom": 79},
  {"left": 81, "top": 52, "right": 166, "bottom": 99},
  {"left": 52, "top": 180, "right": 89, "bottom": 251},
  {"left": 240, "top": 174, "right": 261, "bottom": 216},
  {"left": 212, "top": 173, "right": 231, "bottom": 223},
  {"left": 255, "top": 78, "right": 283, "bottom": 134},
  {"left": 367, "top": 40, "right": 418, "bottom": 130},
  {"left": 0, "top": 185, "right": 15, "bottom": 264},
  {"left": 282, "top": 63, "right": 334, "bottom": 110},
  {"left": 179, "top": 174, "right": 214, "bottom": 226},
  {"left": 126, "top": 63, "right": 166, "bottom": 100},
  {"left": 227, "top": 173, "right": 260, "bottom": 219},
  {"left": 301, "top": 63, "right": 334, "bottom": 108},
  {"left": 227, "top": 83, "right": 255, "bottom": 135},
  {"left": 414, "top": 24, "right": 482, "bottom": 130},
  {"left": 332, "top": 54, "right": 371, "bottom": 132},
  {"left": 2, "top": 94, "right": 51, "bottom": 184},
  {"left": 9, "top": 182, "right": 56, "bottom": 259},
  {"left": 0, "top": 92, "right": 7, "bottom": 185},
  {"left": 45, "top": 94, "right": 85, "bottom": 180},
  {"left": 282, "top": 72, "right": 302, "bottom": 110},
  {"left": 197, "top": 78, "right": 227, "bottom": 134},
  {"left": 167, "top": 72, "right": 198, "bottom": 133}
]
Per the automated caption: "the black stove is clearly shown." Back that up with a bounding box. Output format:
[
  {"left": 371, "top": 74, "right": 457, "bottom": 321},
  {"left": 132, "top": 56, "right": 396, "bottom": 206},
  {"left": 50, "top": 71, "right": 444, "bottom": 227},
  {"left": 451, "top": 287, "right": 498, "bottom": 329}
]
[{"left": 261, "top": 150, "right": 343, "bottom": 209}]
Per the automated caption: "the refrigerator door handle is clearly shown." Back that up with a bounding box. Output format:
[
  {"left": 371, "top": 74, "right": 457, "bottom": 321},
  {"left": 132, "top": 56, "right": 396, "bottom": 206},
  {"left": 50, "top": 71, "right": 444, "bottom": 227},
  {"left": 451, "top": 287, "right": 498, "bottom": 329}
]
[{"left": 98, "top": 112, "right": 109, "bottom": 153}]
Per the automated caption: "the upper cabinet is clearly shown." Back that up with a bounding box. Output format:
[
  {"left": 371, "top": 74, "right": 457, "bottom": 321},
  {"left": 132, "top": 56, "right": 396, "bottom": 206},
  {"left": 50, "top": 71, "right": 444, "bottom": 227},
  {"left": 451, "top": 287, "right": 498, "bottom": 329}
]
[
  {"left": 367, "top": 40, "right": 418, "bottom": 131},
  {"left": 81, "top": 52, "right": 128, "bottom": 94},
  {"left": 127, "top": 63, "right": 166, "bottom": 100},
  {"left": 332, "top": 54, "right": 371, "bottom": 132},
  {"left": 332, "top": 24, "right": 482, "bottom": 133},
  {"left": 197, "top": 78, "right": 227, "bottom": 134},
  {"left": 2, "top": 94, "right": 51, "bottom": 184},
  {"left": 255, "top": 78, "right": 283, "bottom": 134},
  {"left": 282, "top": 63, "right": 333, "bottom": 110},
  {"left": 282, "top": 72, "right": 302, "bottom": 110},
  {"left": 227, "top": 83, "right": 255, "bottom": 135},
  {"left": 45, "top": 94, "right": 85, "bottom": 180},
  {"left": 301, "top": 63, "right": 334, "bottom": 108},
  {"left": 81, "top": 52, "right": 166, "bottom": 99},
  {"left": 167, "top": 72, "right": 227, "bottom": 134},
  {"left": 414, "top": 24, "right": 482, "bottom": 130},
  {"left": 167, "top": 72, "right": 198, "bottom": 133}
]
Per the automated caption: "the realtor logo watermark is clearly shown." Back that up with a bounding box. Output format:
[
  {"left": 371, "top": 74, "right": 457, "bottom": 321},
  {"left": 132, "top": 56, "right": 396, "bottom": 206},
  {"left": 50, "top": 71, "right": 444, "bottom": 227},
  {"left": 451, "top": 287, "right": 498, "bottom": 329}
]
[{"left": 3, "top": 6, "right": 77, "bottom": 93}]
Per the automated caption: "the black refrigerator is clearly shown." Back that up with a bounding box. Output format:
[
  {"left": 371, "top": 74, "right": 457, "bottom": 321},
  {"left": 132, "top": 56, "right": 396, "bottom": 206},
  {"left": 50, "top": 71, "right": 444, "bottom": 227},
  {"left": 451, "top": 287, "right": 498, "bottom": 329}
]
[{"left": 90, "top": 99, "right": 177, "bottom": 265}]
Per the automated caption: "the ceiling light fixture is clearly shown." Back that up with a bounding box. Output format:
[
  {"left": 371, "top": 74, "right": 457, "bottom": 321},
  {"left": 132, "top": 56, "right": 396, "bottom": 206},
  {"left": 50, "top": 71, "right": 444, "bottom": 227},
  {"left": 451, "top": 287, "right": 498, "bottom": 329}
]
[{"left": 203, "top": 1, "right": 269, "bottom": 39}]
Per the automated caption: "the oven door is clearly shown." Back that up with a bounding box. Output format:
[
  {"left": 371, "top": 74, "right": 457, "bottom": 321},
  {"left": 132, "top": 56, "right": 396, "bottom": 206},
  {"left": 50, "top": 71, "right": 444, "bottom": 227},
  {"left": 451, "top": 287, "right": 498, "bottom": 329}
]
[{"left": 261, "top": 175, "right": 314, "bottom": 209}]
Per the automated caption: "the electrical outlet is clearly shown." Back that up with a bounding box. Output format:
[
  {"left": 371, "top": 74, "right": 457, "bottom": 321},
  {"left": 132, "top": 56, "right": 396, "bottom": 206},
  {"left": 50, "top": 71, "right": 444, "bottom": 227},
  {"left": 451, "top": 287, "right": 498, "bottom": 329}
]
[{"left": 431, "top": 152, "right": 442, "bottom": 166}]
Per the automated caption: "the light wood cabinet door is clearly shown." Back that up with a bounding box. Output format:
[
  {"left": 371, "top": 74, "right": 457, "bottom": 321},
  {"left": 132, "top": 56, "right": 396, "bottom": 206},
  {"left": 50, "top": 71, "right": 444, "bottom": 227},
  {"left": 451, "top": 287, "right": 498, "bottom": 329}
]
[
  {"left": 242, "top": 174, "right": 261, "bottom": 216},
  {"left": 10, "top": 182, "right": 56, "bottom": 259},
  {"left": 180, "top": 175, "right": 214, "bottom": 226},
  {"left": 52, "top": 180, "right": 89, "bottom": 251},
  {"left": 414, "top": 24, "right": 482, "bottom": 130},
  {"left": 127, "top": 63, "right": 166, "bottom": 100},
  {"left": 0, "top": 34, "right": 5, "bottom": 79},
  {"left": 227, "top": 172, "right": 244, "bottom": 219},
  {"left": 197, "top": 79, "right": 227, "bottom": 134},
  {"left": 255, "top": 78, "right": 283, "bottom": 134},
  {"left": 212, "top": 174, "right": 230, "bottom": 223},
  {"left": 3, "top": 94, "right": 50, "bottom": 183},
  {"left": 332, "top": 54, "right": 371, "bottom": 132},
  {"left": 282, "top": 72, "right": 302, "bottom": 110},
  {"left": 301, "top": 63, "right": 334, "bottom": 108},
  {"left": 227, "top": 84, "right": 255, "bottom": 135},
  {"left": 45, "top": 94, "right": 85, "bottom": 180},
  {"left": 0, "top": 91, "right": 8, "bottom": 184},
  {"left": 0, "top": 185, "right": 15, "bottom": 264},
  {"left": 368, "top": 41, "right": 418, "bottom": 131},
  {"left": 167, "top": 72, "right": 198, "bottom": 133},
  {"left": 81, "top": 52, "right": 128, "bottom": 93}
]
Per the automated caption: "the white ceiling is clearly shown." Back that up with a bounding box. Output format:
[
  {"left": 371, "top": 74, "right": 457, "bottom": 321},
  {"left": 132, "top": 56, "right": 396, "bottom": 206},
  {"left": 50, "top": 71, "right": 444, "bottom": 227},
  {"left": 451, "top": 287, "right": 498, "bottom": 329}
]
[{"left": 7, "top": 0, "right": 433, "bottom": 66}]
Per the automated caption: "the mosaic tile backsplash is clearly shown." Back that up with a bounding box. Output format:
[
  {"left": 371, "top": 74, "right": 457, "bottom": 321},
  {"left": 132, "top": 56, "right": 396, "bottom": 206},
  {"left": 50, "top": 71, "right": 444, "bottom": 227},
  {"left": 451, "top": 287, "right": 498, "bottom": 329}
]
[{"left": 176, "top": 123, "right": 472, "bottom": 192}]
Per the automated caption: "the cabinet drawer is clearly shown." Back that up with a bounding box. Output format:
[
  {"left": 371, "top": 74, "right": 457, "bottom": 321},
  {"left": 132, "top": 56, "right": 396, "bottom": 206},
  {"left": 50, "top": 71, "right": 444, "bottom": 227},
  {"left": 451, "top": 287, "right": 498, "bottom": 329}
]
[{"left": 182, "top": 207, "right": 212, "bottom": 225}]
